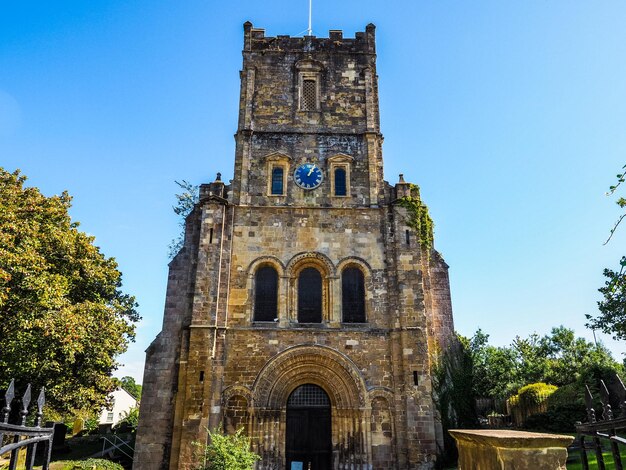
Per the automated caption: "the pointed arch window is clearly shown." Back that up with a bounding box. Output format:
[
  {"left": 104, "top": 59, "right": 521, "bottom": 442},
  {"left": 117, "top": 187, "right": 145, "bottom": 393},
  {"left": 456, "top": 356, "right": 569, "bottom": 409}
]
[
  {"left": 298, "top": 267, "right": 322, "bottom": 323},
  {"left": 254, "top": 266, "right": 278, "bottom": 321},
  {"left": 342, "top": 267, "right": 365, "bottom": 323}
]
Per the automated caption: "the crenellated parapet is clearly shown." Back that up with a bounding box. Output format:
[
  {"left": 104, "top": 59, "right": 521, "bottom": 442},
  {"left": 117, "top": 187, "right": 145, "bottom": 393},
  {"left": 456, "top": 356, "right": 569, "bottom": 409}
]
[{"left": 243, "top": 21, "right": 376, "bottom": 54}]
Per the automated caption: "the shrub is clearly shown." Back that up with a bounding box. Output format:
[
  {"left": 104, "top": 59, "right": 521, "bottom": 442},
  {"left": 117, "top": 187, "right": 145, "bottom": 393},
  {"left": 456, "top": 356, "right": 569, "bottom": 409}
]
[
  {"left": 516, "top": 383, "right": 557, "bottom": 407},
  {"left": 508, "top": 382, "right": 558, "bottom": 425},
  {"left": 84, "top": 415, "right": 100, "bottom": 434},
  {"left": 522, "top": 403, "right": 587, "bottom": 433},
  {"left": 547, "top": 383, "right": 584, "bottom": 409},
  {"left": 193, "top": 428, "right": 260, "bottom": 470},
  {"left": 57, "top": 459, "right": 124, "bottom": 469},
  {"left": 113, "top": 407, "right": 139, "bottom": 433}
]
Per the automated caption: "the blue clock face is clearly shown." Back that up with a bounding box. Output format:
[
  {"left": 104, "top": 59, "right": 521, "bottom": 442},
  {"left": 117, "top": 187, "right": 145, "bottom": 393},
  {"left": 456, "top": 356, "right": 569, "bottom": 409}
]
[{"left": 294, "top": 163, "right": 323, "bottom": 190}]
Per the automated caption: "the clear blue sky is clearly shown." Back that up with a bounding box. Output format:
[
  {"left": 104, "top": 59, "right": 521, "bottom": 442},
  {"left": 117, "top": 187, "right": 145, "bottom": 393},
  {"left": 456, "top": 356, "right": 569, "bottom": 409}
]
[{"left": 2, "top": 1, "right": 625, "bottom": 381}]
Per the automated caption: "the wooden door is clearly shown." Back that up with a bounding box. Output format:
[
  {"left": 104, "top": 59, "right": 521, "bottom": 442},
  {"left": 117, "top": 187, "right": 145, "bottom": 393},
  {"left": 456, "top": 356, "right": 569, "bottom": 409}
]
[{"left": 286, "top": 385, "right": 332, "bottom": 470}]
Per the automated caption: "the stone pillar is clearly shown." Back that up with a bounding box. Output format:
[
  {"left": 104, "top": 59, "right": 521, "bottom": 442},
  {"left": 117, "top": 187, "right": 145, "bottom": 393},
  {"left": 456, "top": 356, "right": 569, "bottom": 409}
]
[{"left": 449, "top": 430, "right": 574, "bottom": 470}]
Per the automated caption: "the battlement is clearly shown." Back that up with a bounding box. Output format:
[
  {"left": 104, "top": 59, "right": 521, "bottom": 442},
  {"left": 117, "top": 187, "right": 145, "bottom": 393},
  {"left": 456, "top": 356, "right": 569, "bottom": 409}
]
[{"left": 243, "top": 21, "right": 376, "bottom": 54}]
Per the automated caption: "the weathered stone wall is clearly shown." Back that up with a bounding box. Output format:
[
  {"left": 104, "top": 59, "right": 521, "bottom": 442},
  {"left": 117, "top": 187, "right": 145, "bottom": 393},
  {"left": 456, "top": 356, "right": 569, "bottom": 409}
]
[
  {"left": 134, "top": 206, "right": 202, "bottom": 470},
  {"left": 243, "top": 24, "right": 376, "bottom": 133},
  {"left": 134, "top": 22, "right": 456, "bottom": 470},
  {"left": 227, "top": 206, "right": 386, "bottom": 326},
  {"left": 232, "top": 23, "right": 384, "bottom": 208}
]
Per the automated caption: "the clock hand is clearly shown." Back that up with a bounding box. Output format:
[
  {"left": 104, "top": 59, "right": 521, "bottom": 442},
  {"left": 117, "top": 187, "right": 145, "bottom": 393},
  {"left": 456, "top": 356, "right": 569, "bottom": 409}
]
[{"left": 307, "top": 165, "right": 315, "bottom": 177}]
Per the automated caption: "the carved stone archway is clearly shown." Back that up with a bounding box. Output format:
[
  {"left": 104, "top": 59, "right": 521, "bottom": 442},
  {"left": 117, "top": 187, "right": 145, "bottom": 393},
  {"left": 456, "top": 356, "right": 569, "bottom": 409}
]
[
  {"left": 253, "top": 344, "right": 366, "bottom": 409},
  {"left": 249, "top": 344, "right": 372, "bottom": 469}
]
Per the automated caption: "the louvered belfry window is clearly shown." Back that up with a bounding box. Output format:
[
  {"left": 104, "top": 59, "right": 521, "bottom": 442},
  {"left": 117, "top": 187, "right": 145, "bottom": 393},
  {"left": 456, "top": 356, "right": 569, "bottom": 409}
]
[
  {"left": 342, "top": 267, "right": 365, "bottom": 323},
  {"left": 254, "top": 266, "right": 278, "bottom": 321},
  {"left": 298, "top": 267, "right": 322, "bottom": 323},
  {"left": 301, "top": 79, "right": 317, "bottom": 111}
]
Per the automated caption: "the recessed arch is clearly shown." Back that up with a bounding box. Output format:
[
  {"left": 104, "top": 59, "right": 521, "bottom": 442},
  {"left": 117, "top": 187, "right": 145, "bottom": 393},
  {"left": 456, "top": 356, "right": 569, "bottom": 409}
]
[
  {"left": 222, "top": 385, "right": 254, "bottom": 406},
  {"left": 298, "top": 267, "right": 323, "bottom": 323},
  {"left": 254, "top": 265, "right": 279, "bottom": 321},
  {"left": 286, "top": 253, "right": 335, "bottom": 323},
  {"left": 247, "top": 256, "right": 286, "bottom": 277},
  {"left": 337, "top": 257, "right": 372, "bottom": 324},
  {"left": 246, "top": 257, "right": 286, "bottom": 323},
  {"left": 336, "top": 256, "right": 371, "bottom": 274},
  {"left": 252, "top": 344, "right": 367, "bottom": 410},
  {"left": 286, "top": 252, "right": 335, "bottom": 277},
  {"left": 341, "top": 266, "right": 365, "bottom": 323}
]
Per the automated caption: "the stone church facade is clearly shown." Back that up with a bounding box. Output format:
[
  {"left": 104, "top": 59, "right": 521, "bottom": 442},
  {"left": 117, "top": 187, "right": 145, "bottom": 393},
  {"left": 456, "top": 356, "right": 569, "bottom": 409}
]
[{"left": 134, "top": 23, "right": 455, "bottom": 470}]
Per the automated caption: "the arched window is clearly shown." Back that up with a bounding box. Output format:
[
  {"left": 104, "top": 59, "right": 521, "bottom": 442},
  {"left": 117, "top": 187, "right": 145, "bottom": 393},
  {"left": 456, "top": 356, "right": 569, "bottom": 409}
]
[
  {"left": 298, "top": 267, "right": 322, "bottom": 323},
  {"left": 254, "top": 266, "right": 278, "bottom": 321},
  {"left": 271, "top": 167, "right": 284, "bottom": 195},
  {"left": 342, "top": 267, "right": 365, "bottom": 323},
  {"left": 334, "top": 167, "right": 347, "bottom": 196}
]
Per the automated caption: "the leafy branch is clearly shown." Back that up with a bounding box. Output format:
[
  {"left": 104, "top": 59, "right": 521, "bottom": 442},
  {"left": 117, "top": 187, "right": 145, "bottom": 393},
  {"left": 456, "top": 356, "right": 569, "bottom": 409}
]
[
  {"left": 168, "top": 180, "right": 199, "bottom": 259},
  {"left": 586, "top": 257, "right": 626, "bottom": 340},
  {"left": 604, "top": 163, "right": 626, "bottom": 245},
  {"left": 587, "top": 163, "right": 626, "bottom": 340}
]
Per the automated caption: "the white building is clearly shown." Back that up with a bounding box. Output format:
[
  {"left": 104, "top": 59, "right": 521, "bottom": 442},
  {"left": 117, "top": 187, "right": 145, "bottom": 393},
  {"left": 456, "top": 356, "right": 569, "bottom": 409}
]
[{"left": 99, "top": 388, "right": 137, "bottom": 428}]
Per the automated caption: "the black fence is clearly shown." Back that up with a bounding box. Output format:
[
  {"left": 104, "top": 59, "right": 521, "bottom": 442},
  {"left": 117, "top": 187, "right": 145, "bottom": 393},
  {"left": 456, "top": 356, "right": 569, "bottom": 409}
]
[
  {"left": 0, "top": 379, "right": 53, "bottom": 470},
  {"left": 576, "top": 374, "right": 626, "bottom": 470}
]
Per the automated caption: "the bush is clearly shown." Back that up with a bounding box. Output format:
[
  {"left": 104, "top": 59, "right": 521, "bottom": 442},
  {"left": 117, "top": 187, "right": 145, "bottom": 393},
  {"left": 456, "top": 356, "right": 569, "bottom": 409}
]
[
  {"left": 57, "top": 459, "right": 124, "bottom": 469},
  {"left": 516, "top": 383, "right": 557, "bottom": 407},
  {"left": 522, "top": 403, "right": 587, "bottom": 433},
  {"left": 547, "top": 383, "right": 584, "bottom": 409},
  {"left": 113, "top": 407, "right": 139, "bottom": 433},
  {"left": 508, "top": 382, "right": 558, "bottom": 426},
  {"left": 84, "top": 416, "right": 100, "bottom": 434},
  {"left": 193, "top": 428, "right": 260, "bottom": 470}
]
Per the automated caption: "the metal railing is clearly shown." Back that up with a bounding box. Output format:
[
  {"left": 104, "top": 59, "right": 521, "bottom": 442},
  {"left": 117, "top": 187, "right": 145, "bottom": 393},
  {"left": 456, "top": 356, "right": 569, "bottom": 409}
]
[
  {"left": 100, "top": 434, "right": 134, "bottom": 461},
  {"left": 0, "top": 379, "right": 53, "bottom": 470},
  {"left": 576, "top": 374, "right": 626, "bottom": 470}
]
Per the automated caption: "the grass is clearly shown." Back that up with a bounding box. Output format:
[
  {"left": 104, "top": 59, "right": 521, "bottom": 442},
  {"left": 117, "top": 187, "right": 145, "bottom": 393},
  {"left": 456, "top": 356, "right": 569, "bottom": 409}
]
[
  {"left": 46, "top": 458, "right": 124, "bottom": 470},
  {"left": 567, "top": 446, "right": 626, "bottom": 470}
]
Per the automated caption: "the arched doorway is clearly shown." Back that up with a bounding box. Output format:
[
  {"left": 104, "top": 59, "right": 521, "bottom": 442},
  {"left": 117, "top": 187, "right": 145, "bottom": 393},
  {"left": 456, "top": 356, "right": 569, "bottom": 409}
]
[{"left": 286, "top": 384, "right": 332, "bottom": 470}]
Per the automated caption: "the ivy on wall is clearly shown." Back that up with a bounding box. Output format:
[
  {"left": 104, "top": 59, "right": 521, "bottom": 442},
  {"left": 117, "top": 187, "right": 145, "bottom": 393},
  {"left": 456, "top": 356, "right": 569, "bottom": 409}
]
[{"left": 397, "top": 183, "right": 434, "bottom": 252}]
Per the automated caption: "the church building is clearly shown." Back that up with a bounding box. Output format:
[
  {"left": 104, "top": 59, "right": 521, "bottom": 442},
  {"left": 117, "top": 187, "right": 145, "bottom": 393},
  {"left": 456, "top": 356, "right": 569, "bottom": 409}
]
[{"left": 134, "top": 22, "right": 455, "bottom": 470}]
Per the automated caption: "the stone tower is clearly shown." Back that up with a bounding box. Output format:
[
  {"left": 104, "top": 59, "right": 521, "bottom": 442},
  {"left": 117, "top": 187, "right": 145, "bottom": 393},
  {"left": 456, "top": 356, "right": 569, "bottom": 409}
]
[{"left": 134, "top": 23, "right": 455, "bottom": 470}]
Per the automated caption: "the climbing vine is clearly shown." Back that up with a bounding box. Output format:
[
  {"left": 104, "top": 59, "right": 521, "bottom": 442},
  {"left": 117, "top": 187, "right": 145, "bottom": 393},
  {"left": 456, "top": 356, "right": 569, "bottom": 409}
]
[{"left": 397, "top": 184, "right": 434, "bottom": 252}]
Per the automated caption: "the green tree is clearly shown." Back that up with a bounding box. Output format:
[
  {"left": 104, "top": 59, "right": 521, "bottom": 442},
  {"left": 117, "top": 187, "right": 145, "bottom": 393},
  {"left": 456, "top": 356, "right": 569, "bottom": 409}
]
[
  {"left": 542, "top": 326, "right": 620, "bottom": 385},
  {"left": 586, "top": 257, "right": 626, "bottom": 340},
  {"left": 515, "top": 334, "right": 545, "bottom": 380},
  {"left": 0, "top": 168, "right": 139, "bottom": 414},
  {"left": 193, "top": 428, "right": 260, "bottom": 470},
  {"left": 469, "top": 329, "right": 520, "bottom": 399},
  {"left": 586, "top": 164, "right": 626, "bottom": 340},
  {"left": 120, "top": 376, "right": 142, "bottom": 400},
  {"left": 466, "top": 327, "right": 622, "bottom": 400},
  {"left": 168, "top": 180, "right": 199, "bottom": 258}
]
